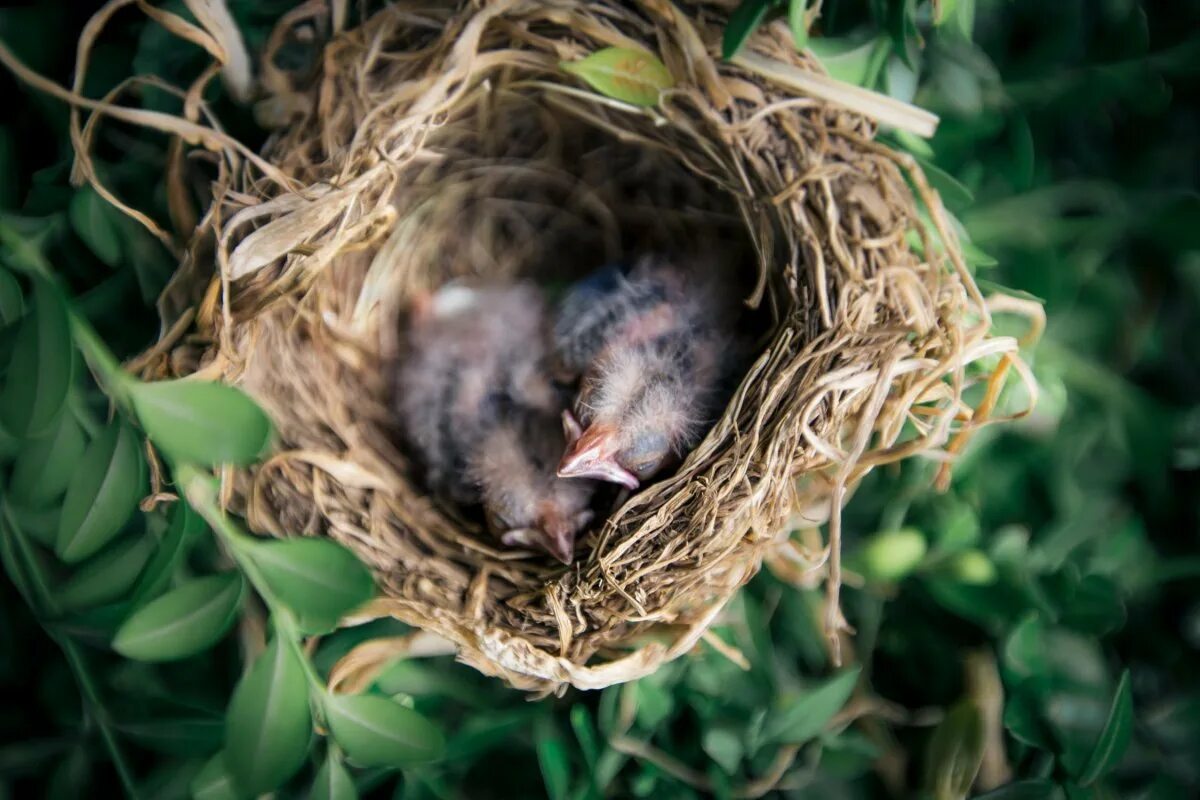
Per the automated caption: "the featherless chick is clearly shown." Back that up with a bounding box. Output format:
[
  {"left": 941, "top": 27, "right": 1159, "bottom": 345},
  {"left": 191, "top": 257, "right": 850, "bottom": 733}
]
[
  {"left": 397, "top": 281, "right": 595, "bottom": 563},
  {"left": 553, "top": 256, "right": 735, "bottom": 489}
]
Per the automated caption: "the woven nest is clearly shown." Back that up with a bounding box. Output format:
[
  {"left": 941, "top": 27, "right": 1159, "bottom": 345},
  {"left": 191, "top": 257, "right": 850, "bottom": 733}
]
[{"left": 123, "top": 0, "right": 1033, "bottom": 694}]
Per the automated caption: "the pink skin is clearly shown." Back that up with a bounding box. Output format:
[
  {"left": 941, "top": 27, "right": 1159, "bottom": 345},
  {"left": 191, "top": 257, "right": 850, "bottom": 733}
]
[{"left": 556, "top": 410, "right": 640, "bottom": 490}]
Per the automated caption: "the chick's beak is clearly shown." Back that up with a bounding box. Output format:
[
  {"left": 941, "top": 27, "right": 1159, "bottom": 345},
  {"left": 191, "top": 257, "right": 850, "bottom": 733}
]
[
  {"left": 542, "top": 526, "right": 575, "bottom": 565},
  {"left": 557, "top": 423, "right": 640, "bottom": 490}
]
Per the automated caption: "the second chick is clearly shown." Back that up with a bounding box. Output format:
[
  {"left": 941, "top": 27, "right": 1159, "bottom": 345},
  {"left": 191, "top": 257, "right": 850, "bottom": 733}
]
[
  {"left": 396, "top": 282, "right": 596, "bottom": 563},
  {"left": 553, "top": 256, "right": 734, "bottom": 489}
]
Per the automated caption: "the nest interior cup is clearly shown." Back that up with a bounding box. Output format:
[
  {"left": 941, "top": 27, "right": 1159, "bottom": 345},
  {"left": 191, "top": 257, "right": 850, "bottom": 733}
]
[{"left": 142, "top": 0, "right": 1022, "bottom": 694}]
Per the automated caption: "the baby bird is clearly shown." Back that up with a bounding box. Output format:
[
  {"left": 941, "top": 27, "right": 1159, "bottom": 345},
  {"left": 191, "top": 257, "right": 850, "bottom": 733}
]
[
  {"left": 396, "top": 281, "right": 595, "bottom": 563},
  {"left": 471, "top": 408, "right": 594, "bottom": 564},
  {"left": 553, "top": 257, "right": 733, "bottom": 490}
]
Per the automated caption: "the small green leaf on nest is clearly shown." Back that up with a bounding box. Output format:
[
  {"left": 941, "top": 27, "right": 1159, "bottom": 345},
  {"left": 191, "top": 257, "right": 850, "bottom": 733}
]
[
  {"left": 112, "top": 571, "right": 244, "bottom": 661},
  {"left": 561, "top": 47, "right": 673, "bottom": 107}
]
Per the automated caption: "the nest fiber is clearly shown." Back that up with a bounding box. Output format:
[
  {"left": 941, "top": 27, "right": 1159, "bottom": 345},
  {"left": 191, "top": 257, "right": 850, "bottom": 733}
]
[{"left": 127, "top": 0, "right": 1028, "bottom": 693}]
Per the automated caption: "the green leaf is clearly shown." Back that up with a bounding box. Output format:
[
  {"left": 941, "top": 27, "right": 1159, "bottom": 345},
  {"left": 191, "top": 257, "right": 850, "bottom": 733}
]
[
  {"left": 923, "top": 700, "right": 985, "bottom": 800},
  {"left": 246, "top": 537, "right": 374, "bottom": 624},
  {"left": 69, "top": 187, "right": 123, "bottom": 267},
  {"left": 324, "top": 693, "right": 445, "bottom": 767},
  {"left": 129, "top": 379, "right": 272, "bottom": 467},
  {"left": 857, "top": 528, "right": 927, "bottom": 582},
  {"left": 788, "top": 0, "right": 809, "bottom": 51},
  {"left": 569, "top": 705, "right": 600, "bottom": 771},
  {"left": 934, "top": 0, "right": 959, "bottom": 26},
  {"left": 702, "top": 726, "right": 743, "bottom": 775},
  {"left": 190, "top": 753, "right": 242, "bottom": 800},
  {"left": 128, "top": 501, "right": 204, "bottom": 608},
  {"left": 0, "top": 277, "right": 71, "bottom": 439},
  {"left": 226, "top": 637, "right": 312, "bottom": 795},
  {"left": 535, "top": 716, "right": 570, "bottom": 800},
  {"left": 310, "top": 748, "right": 357, "bottom": 800},
  {"left": 950, "top": 0, "right": 975, "bottom": 39},
  {"left": 723, "top": 0, "right": 777, "bottom": 60},
  {"left": 809, "top": 37, "right": 889, "bottom": 87},
  {"left": 116, "top": 715, "right": 224, "bottom": 756},
  {"left": 635, "top": 678, "right": 675, "bottom": 731},
  {"left": 9, "top": 411, "right": 87, "bottom": 508},
  {"left": 57, "top": 534, "right": 154, "bottom": 611},
  {"left": 0, "top": 268, "right": 22, "bottom": 326},
  {"left": 46, "top": 746, "right": 90, "bottom": 800},
  {"left": 56, "top": 420, "right": 146, "bottom": 563},
  {"left": 963, "top": 240, "right": 999, "bottom": 268},
  {"left": 764, "top": 666, "right": 861, "bottom": 744},
  {"left": 112, "top": 572, "right": 243, "bottom": 661},
  {"left": 916, "top": 157, "right": 975, "bottom": 210},
  {"left": 561, "top": 47, "right": 674, "bottom": 107},
  {"left": 1060, "top": 574, "right": 1126, "bottom": 636},
  {"left": 975, "top": 779, "right": 1064, "bottom": 800},
  {"left": 1076, "top": 670, "right": 1133, "bottom": 785},
  {"left": 0, "top": 126, "right": 15, "bottom": 210}
]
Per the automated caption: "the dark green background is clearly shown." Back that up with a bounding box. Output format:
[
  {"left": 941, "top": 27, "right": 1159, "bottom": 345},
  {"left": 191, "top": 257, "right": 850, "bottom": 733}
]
[{"left": 1, "top": 0, "right": 1198, "bottom": 797}]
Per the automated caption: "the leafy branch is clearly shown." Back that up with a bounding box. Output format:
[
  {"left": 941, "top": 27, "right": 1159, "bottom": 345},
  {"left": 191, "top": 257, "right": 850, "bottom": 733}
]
[{"left": 0, "top": 231, "right": 444, "bottom": 797}]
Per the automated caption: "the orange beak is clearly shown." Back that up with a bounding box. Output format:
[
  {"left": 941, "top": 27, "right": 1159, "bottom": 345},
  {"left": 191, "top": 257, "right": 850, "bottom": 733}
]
[{"left": 557, "top": 422, "right": 640, "bottom": 489}]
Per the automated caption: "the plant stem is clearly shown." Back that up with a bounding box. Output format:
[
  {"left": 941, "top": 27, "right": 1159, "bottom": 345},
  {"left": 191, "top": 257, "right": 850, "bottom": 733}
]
[
  {"left": 69, "top": 311, "right": 134, "bottom": 404},
  {"left": 2, "top": 505, "right": 142, "bottom": 799},
  {"left": 176, "top": 464, "right": 330, "bottom": 698}
]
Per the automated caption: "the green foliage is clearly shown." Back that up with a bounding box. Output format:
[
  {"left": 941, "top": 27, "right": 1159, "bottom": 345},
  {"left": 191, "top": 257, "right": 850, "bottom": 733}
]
[
  {"left": 724, "top": 0, "right": 780, "bottom": 60},
  {"left": 763, "top": 665, "right": 861, "bottom": 744},
  {"left": 323, "top": 693, "right": 446, "bottom": 767},
  {"left": 225, "top": 637, "right": 312, "bottom": 794},
  {"left": 8, "top": 411, "right": 86, "bottom": 507},
  {"left": 128, "top": 379, "right": 273, "bottom": 466},
  {"left": 55, "top": 420, "right": 145, "bottom": 563},
  {"left": 245, "top": 537, "right": 375, "bottom": 627},
  {"left": 923, "top": 701, "right": 985, "bottom": 800},
  {"left": 56, "top": 533, "right": 154, "bottom": 611},
  {"left": 68, "top": 188, "right": 123, "bottom": 268},
  {"left": 0, "top": 277, "right": 71, "bottom": 438},
  {"left": 310, "top": 749, "right": 357, "bottom": 800},
  {"left": 1077, "top": 671, "right": 1134, "bottom": 787},
  {"left": 0, "top": 0, "right": 1197, "bottom": 797},
  {"left": 112, "top": 572, "right": 244, "bottom": 661}
]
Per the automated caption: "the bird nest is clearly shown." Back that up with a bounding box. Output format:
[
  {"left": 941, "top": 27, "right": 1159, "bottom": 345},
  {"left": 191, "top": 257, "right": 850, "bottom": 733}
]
[{"left": 111, "top": 0, "right": 1033, "bottom": 693}]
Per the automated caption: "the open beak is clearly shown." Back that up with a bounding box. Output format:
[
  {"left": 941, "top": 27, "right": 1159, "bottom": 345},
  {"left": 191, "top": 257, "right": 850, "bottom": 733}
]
[{"left": 557, "top": 424, "right": 640, "bottom": 490}]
